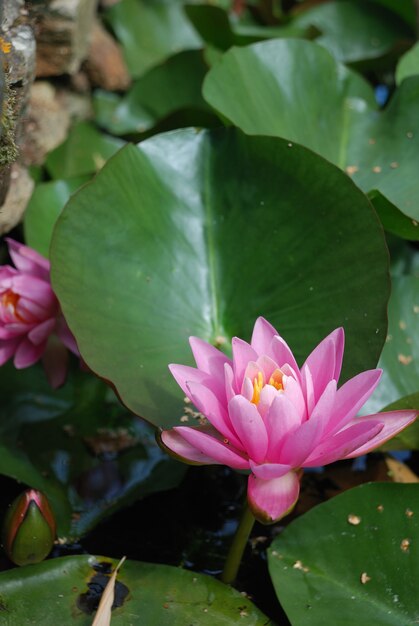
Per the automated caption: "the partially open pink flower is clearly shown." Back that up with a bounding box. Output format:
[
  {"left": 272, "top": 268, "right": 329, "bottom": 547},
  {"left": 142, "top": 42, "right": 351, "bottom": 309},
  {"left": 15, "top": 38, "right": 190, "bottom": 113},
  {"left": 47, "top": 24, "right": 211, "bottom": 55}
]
[
  {"left": 159, "top": 318, "right": 417, "bottom": 523},
  {"left": 0, "top": 239, "right": 79, "bottom": 388}
]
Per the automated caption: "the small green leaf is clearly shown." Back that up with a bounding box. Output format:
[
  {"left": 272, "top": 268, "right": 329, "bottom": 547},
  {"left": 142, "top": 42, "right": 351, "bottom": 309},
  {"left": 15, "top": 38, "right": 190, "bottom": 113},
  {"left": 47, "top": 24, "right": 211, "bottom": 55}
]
[
  {"left": 105, "top": 0, "right": 202, "bottom": 79},
  {"left": 45, "top": 122, "right": 125, "bottom": 179},
  {"left": 185, "top": 4, "right": 306, "bottom": 50},
  {"left": 24, "top": 177, "right": 89, "bottom": 257},
  {"left": 94, "top": 50, "right": 211, "bottom": 136},
  {"left": 269, "top": 483, "right": 419, "bottom": 626},
  {"left": 0, "top": 555, "right": 271, "bottom": 624},
  {"left": 396, "top": 42, "right": 419, "bottom": 85}
]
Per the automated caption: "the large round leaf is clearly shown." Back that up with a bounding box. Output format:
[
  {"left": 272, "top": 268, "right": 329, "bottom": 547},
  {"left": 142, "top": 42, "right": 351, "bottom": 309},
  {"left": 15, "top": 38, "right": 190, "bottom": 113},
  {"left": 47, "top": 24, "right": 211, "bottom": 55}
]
[
  {"left": 50, "top": 128, "right": 390, "bottom": 428},
  {"left": 269, "top": 483, "right": 419, "bottom": 625},
  {"left": 203, "top": 39, "right": 419, "bottom": 227},
  {"left": 0, "top": 555, "right": 270, "bottom": 624}
]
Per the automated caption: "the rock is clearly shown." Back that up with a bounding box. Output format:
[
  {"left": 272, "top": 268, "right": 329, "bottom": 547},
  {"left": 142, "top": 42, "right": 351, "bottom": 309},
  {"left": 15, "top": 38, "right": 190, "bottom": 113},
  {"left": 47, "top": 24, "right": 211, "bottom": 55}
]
[
  {"left": 84, "top": 19, "right": 131, "bottom": 91},
  {"left": 0, "top": 2, "right": 36, "bottom": 212},
  {"left": 0, "top": 164, "right": 34, "bottom": 234},
  {"left": 1, "top": 0, "right": 24, "bottom": 30},
  {"left": 21, "top": 81, "right": 71, "bottom": 166},
  {"left": 34, "top": 0, "right": 98, "bottom": 77}
]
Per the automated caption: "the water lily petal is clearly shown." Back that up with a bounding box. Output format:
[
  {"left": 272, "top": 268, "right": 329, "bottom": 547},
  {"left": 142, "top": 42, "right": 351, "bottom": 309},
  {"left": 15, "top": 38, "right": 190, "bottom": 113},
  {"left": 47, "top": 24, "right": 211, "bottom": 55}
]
[
  {"left": 173, "top": 426, "right": 250, "bottom": 469},
  {"left": 14, "top": 338, "right": 46, "bottom": 368},
  {"left": 189, "top": 336, "right": 232, "bottom": 384},
  {"left": 279, "top": 380, "right": 336, "bottom": 466},
  {"left": 302, "top": 339, "right": 334, "bottom": 404},
  {"left": 326, "top": 369, "right": 382, "bottom": 435},
  {"left": 250, "top": 460, "right": 292, "bottom": 479},
  {"left": 12, "top": 276, "right": 56, "bottom": 310},
  {"left": 187, "top": 380, "right": 243, "bottom": 449},
  {"left": 301, "top": 364, "right": 315, "bottom": 415},
  {"left": 169, "top": 364, "right": 222, "bottom": 400},
  {"left": 228, "top": 395, "right": 268, "bottom": 463},
  {"left": 304, "top": 420, "right": 383, "bottom": 467},
  {"left": 250, "top": 316, "right": 279, "bottom": 356},
  {"left": 258, "top": 384, "right": 278, "bottom": 419},
  {"left": 282, "top": 375, "right": 307, "bottom": 422},
  {"left": 224, "top": 363, "right": 236, "bottom": 402},
  {"left": 343, "top": 410, "right": 418, "bottom": 458},
  {"left": 256, "top": 354, "right": 280, "bottom": 381},
  {"left": 0, "top": 324, "right": 28, "bottom": 339},
  {"left": 0, "top": 338, "right": 20, "bottom": 365},
  {"left": 159, "top": 427, "right": 221, "bottom": 465},
  {"left": 271, "top": 334, "right": 300, "bottom": 374},
  {"left": 232, "top": 337, "right": 258, "bottom": 388},
  {"left": 247, "top": 471, "right": 300, "bottom": 524},
  {"left": 28, "top": 318, "right": 56, "bottom": 346},
  {"left": 6, "top": 238, "right": 50, "bottom": 280},
  {"left": 16, "top": 297, "right": 50, "bottom": 322},
  {"left": 56, "top": 317, "right": 79, "bottom": 355},
  {"left": 265, "top": 394, "right": 301, "bottom": 459},
  {"left": 302, "top": 328, "right": 344, "bottom": 401}
]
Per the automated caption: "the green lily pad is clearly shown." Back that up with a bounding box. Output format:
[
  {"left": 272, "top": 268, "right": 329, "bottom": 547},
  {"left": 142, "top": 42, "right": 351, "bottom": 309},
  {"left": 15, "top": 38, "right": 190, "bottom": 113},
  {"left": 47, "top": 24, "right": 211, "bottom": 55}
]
[
  {"left": 184, "top": 4, "right": 306, "bottom": 51},
  {"left": 0, "top": 363, "right": 184, "bottom": 540},
  {"left": 269, "top": 482, "right": 419, "bottom": 626},
  {"left": 396, "top": 42, "right": 419, "bottom": 85},
  {"left": 366, "top": 0, "right": 416, "bottom": 27},
  {"left": 0, "top": 555, "right": 270, "bottom": 624},
  {"left": 293, "top": 0, "right": 413, "bottom": 64},
  {"left": 105, "top": 0, "right": 202, "bottom": 79},
  {"left": 45, "top": 122, "right": 125, "bottom": 180},
  {"left": 50, "top": 127, "right": 389, "bottom": 428},
  {"left": 93, "top": 50, "right": 211, "bottom": 136},
  {"left": 24, "top": 177, "right": 89, "bottom": 257},
  {"left": 362, "top": 273, "right": 419, "bottom": 415},
  {"left": 203, "top": 39, "right": 419, "bottom": 227}
]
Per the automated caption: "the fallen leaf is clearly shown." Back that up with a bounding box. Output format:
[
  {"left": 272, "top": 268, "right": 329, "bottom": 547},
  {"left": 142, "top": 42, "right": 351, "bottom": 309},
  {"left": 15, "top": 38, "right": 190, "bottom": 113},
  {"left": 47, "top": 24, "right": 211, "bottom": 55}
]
[
  {"left": 92, "top": 557, "right": 126, "bottom": 626},
  {"left": 385, "top": 456, "right": 419, "bottom": 484}
]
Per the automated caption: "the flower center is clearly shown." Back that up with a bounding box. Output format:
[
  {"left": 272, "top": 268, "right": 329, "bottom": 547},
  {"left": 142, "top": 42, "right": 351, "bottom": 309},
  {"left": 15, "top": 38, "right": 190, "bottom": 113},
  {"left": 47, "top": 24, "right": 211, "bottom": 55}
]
[
  {"left": 1, "top": 290, "right": 22, "bottom": 319},
  {"left": 251, "top": 368, "right": 283, "bottom": 404}
]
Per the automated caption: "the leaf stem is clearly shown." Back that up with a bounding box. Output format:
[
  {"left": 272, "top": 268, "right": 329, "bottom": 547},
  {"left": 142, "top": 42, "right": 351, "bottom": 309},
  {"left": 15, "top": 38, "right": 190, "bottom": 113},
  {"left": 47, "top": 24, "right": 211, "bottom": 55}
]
[{"left": 221, "top": 501, "right": 255, "bottom": 585}]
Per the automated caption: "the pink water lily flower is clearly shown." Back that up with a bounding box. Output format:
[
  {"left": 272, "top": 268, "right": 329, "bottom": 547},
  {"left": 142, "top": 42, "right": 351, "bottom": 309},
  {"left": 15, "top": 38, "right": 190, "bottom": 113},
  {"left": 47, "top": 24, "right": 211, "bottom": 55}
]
[
  {"left": 159, "top": 318, "right": 417, "bottom": 523},
  {"left": 0, "top": 239, "right": 79, "bottom": 388}
]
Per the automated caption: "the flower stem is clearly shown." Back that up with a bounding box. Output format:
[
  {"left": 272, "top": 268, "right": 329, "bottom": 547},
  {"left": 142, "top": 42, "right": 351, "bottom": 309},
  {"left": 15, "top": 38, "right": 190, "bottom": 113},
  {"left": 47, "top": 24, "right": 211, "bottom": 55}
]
[{"left": 221, "top": 501, "right": 255, "bottom": 585}]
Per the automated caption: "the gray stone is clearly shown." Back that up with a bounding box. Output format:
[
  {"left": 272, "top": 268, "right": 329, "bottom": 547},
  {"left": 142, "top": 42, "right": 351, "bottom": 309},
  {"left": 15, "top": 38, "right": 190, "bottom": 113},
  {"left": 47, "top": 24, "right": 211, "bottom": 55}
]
[{"left": 34, "top": 0, "right": 98, "bottom": 76}]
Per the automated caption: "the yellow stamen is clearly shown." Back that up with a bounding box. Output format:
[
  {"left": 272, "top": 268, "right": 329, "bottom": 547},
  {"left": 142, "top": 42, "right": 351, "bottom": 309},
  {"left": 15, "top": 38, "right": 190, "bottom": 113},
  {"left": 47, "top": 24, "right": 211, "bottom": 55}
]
[
  {"left": 268, "top": 368, "right": 283, "bottom": 391},
  {"left": 1, "top": 291, "right": 20, "bottom": 314},
  {"left": 251, "top": 368, "right": 283, "bottom": 405},
  {"left": 251, "top": 371, "right": 264, "bottom": 404}
]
